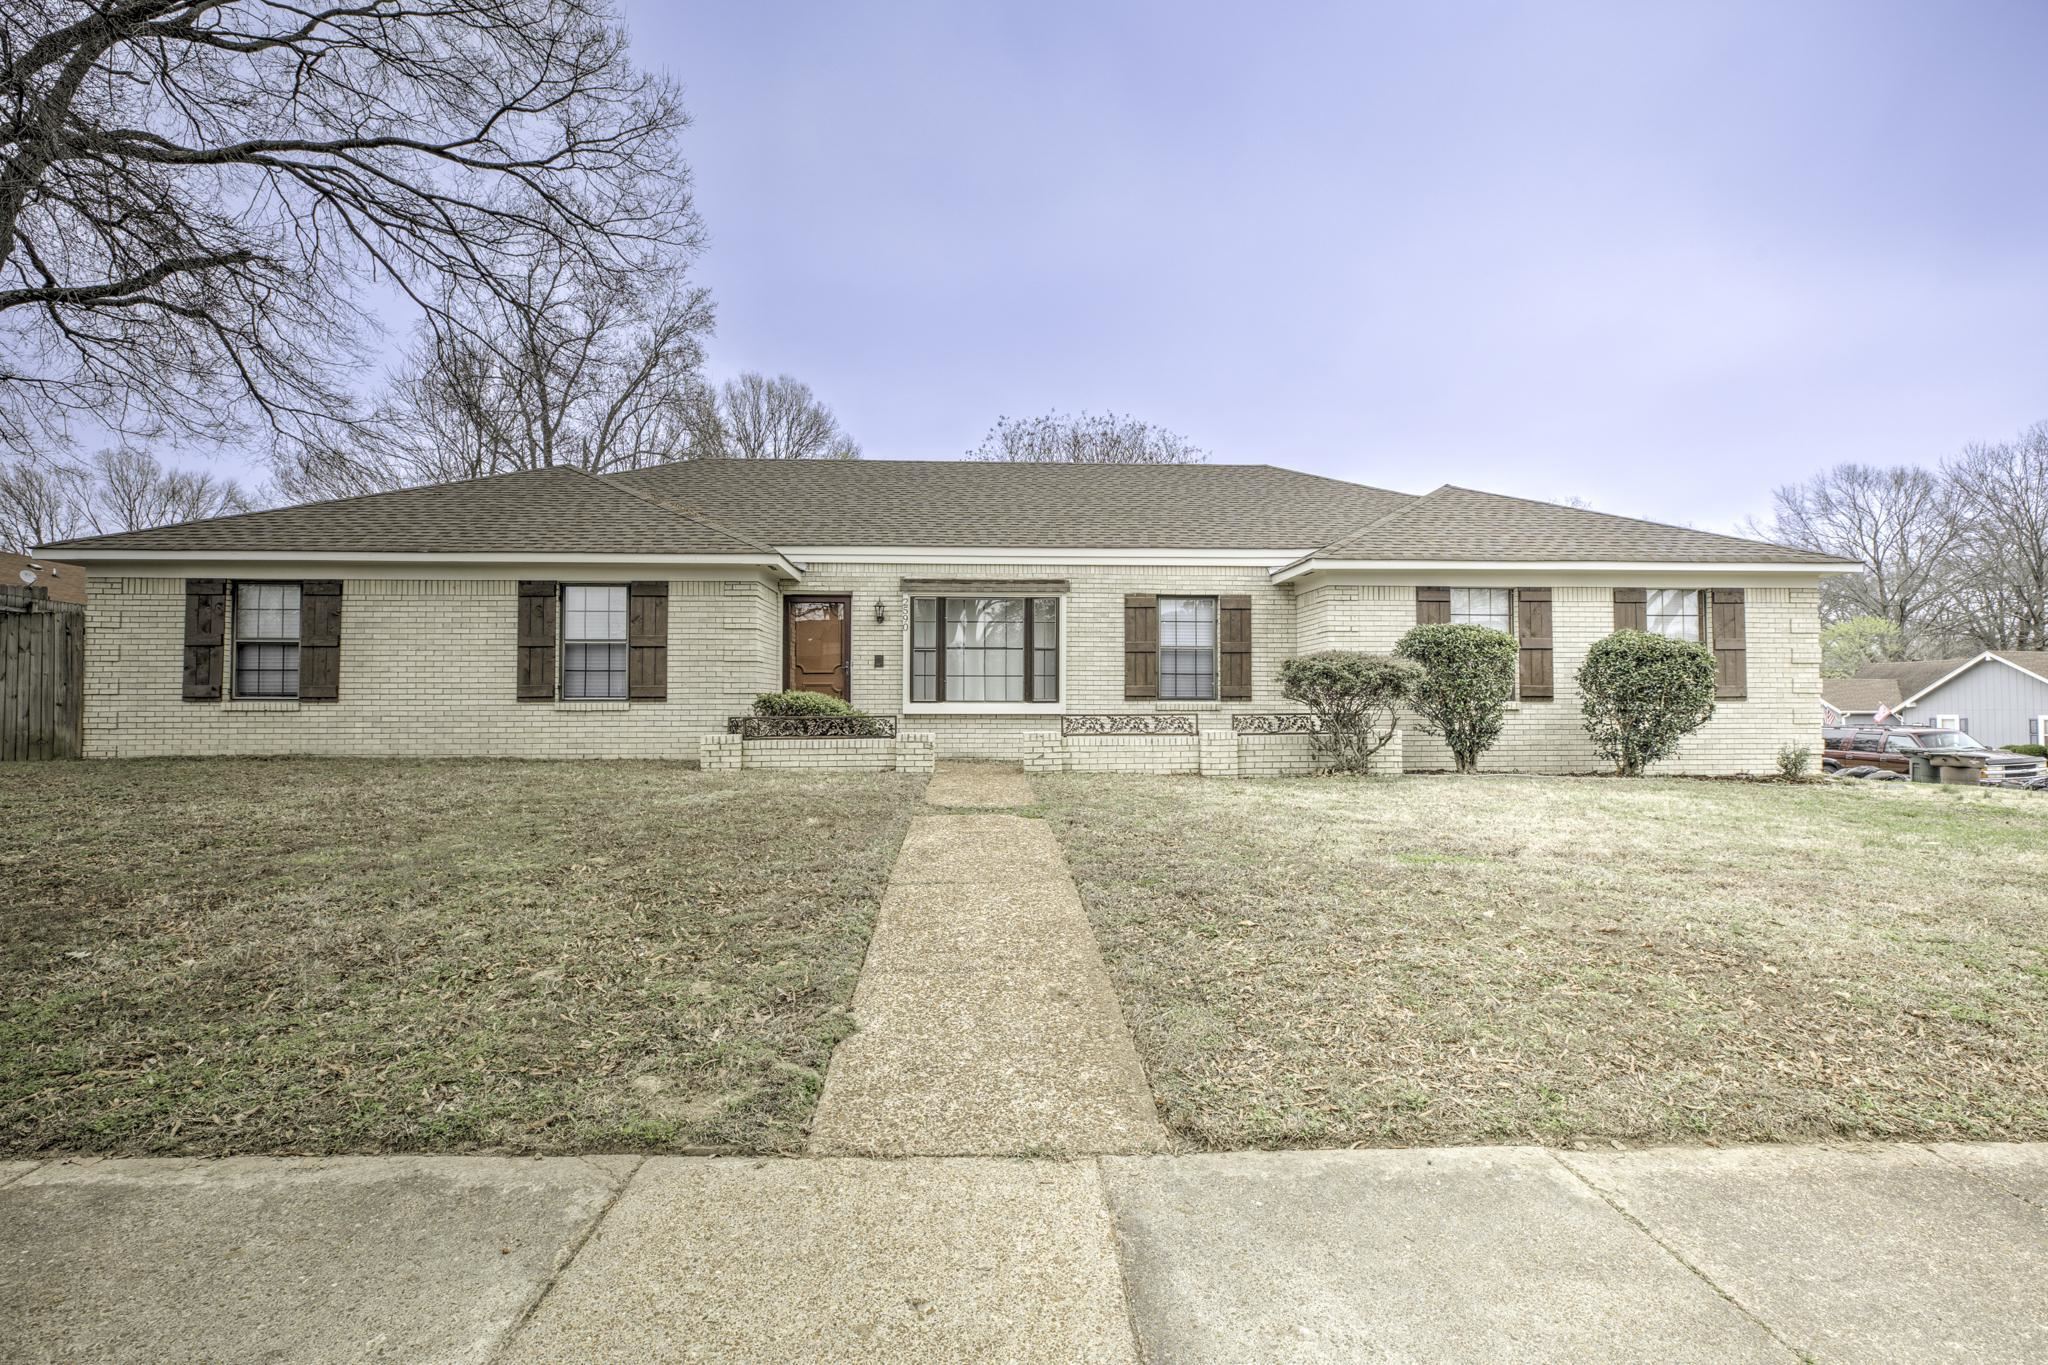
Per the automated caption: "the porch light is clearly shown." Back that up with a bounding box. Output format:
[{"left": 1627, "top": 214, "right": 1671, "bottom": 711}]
[{"left": 874, "top": 600, "right": 887, "bottom": 625}]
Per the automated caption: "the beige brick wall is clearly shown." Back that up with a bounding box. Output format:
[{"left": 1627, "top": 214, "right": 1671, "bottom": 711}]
[
  {"left": 83, "top": 574, "right": 780, "bottom": 759},
  {"left": 84, "top": 566, "right": 1824, "bottom": 775},
  {"left": 1303, "top": 580, "right": 1823, "bottom": 776}
]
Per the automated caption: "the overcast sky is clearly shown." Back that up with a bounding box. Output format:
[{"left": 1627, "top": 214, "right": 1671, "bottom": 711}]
[{"left": 618, "top": 0, "right": 2047, "bottom": 533}]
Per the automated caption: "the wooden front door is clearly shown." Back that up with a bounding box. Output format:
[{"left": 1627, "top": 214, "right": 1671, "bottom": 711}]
[{"left": 785, "top": 596, "right": 851, "bottom": 701}]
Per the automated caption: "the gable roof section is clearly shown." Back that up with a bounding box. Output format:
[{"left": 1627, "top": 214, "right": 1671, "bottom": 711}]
[
  {"left": 610, "top": 459, "right": 1414, "bottom": 549},
  {"left": 1288, "top": 485, "right": 1854, "bottom": 569},
  {"left": 0, "top": 552, "right": 86, "bottom": 604},
  {"left": 1860, "top": 651, "right": 2048, "bottom": 706},
  {"left": 39, "top": 467, "right": 773, "bottom": 558},
  {"left": 1820, "top": 677, "right": 1901, "bottom": 713}
]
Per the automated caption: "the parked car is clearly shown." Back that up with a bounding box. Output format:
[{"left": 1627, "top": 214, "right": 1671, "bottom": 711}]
[{"left": 1821, "top": 725, "right": 2045, "bottom": 785}]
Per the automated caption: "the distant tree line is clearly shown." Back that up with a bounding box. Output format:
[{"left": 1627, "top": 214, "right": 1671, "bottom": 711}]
[{"left": 1755, "top": 421, "right": 2048, "bottom": 664}]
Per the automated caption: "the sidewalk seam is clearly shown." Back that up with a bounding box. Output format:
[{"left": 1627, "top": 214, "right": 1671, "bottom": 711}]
[
  {"left": 1918, "top": 1142, "right": 2047, "bottom": 1212},
  {"left": 486, "top": 1155, "right": 645, "bottom": 1362},
  {"left": 1094, "top": 1157, "right": 1152, "bottom": 1365},
  {"left": 0, "top": 1160, "right": 44, "bottom": 1190},
  {"left": 1547, "top": 1150, "right": 1804, "bottom": 1362}
]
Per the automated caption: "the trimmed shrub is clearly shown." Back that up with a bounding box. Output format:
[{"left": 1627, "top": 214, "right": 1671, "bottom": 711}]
[
  {"left": 1577, "top": 630, "right": 1717, "bottom": 776},
  {"left": 2008, "top": 743, "right": 2047, "bottom": 758},
  {"left": 751, "top": 690, "right": 858, "bottom": 717},
  {"left": 1278, "top": 651, "right": 1421, "bottom": 775},
  {"left": 1394, "top": 623, "right": 1520, "bottom": 774},
  {"left": 1776, "top": 745, "right": 1812, "bottom": 780}
]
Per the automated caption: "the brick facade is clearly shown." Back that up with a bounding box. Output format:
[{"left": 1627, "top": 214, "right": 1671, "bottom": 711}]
[{"left": 82, "top": 564, "right": 1823, "bottom": 776}]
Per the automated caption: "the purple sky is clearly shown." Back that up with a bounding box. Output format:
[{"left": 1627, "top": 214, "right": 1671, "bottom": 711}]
[{"left": 622, "top": 0, "right": 2048, "bottom": 533}]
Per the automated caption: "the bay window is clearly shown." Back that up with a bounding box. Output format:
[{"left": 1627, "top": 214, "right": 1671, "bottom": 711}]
[{"left": 909, "top": 595, "right": 1059, "bottom": 704}]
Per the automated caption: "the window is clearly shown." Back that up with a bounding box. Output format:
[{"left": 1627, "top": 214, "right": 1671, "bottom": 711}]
[
  {"left": 234, "top": 582, "right": 300, "bottom": 698},
  {"left": 1933, "top": 714, "right": 1963, "bottom": 732},
  {"left": 1449, "top": 587, "right": 1512, "bottom": 632},
  {"left": 909, "top": 596, "right": 1059, "bottom": 704},
  {"left": 1159, "top": 596, "right": 1217, "bottom": 700},
  {"left": 2033, "top": 716, "right": 2048, "bottom": 745},
  {"left": 1647, "top": 589, "right": 1700, "bottom": 641},
  {"left": 562, "top": 584, "right": 627, "bottom": 699}
]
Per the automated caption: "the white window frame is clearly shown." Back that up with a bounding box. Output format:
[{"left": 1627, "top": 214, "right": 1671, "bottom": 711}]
[
  {"left": 561, "top": 583, "right": 629, "bottom": 701},
  {"left": 1646, "top": 588, "right": 1702, "bottom": 642},
  {"left": 1933, "top": 714, "right": 1962, "bottom": 732},
  {"left": 1158, "top": 595, "right": 1219, "bottom": 702},
  {"left": 902, "top": 593, "right": 1067, "bottom": 715},
  {"left": 232, "top": 581, "right": 301, "bottom": 699},
  {"left": 1449, "top": 587, "right": 1513, "bottom": 633},
  {"left": 2033, "top": 715, "right": 2048, "bottom": 745}
]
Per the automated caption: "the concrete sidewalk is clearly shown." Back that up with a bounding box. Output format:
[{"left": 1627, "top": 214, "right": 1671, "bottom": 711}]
[{"left": 3, "top": 1142, "right": 2042, "bottom": 1363}]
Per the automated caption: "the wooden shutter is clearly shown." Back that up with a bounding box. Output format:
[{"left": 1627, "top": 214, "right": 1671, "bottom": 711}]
[
  {"left": 517, "top": 581, "right": 558, "bottom": 701},
  {"left": 1219, "top": 595, "right": 1252, "bottom": 700},
  {"left": 1124, "top": 594, "right": 1158, "bottom": 699},
  {"left": 627, "top": 580, "right": 668, "bottom": 701},
  {"left": 1416, "top": 586, "right": 1451, "bottom": 625},
  {"left": 182, "top": 578, "right": 226, "bottom": 700},
  {"left": 298, "top": 580, "right": 342, "bottom": 702},
  {"left": 1613, "top": 587, "right": 1646, "bottom": 632},
  {"left": 1711, "top": 588, "right": 1747, "bottom": 698},
  {"left": 1515, "top": 588, "right": 1553, "bottom": 700}
]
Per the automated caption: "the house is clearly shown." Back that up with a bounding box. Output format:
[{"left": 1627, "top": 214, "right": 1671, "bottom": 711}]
[
  {"left": 0, "top": 552, "right": 87, "bottom": 606},
  {"left": 39, "top": 460, "right": 1856, "bottom": 772},
  {"left": 1852, "top": 652, "right": 2048, "bottom": 749},
  {"left": 1820, "top": 676, "right": 1902, "bottom": 727}
]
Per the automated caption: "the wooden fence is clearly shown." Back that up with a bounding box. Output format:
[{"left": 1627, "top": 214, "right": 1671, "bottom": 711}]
[{"left": 1, "top": 585, "right": 85, "bottom": 760}]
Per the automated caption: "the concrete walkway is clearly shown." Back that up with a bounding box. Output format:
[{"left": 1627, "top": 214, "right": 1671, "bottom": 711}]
[
  {"left": 805, "top": 764, "right": 1168, "bottom": 1156},
  {"left": 3, "top": 1143, "right": 2043, "bottom": 1362}
]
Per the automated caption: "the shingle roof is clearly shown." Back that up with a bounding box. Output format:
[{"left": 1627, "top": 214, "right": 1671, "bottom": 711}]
[
  {"left": 1295, "top": 485, "right": 1852, "bottom": 566},
  {"left": 0, "top": 552, "right": 86, "bottom": 604},
  {"left": 610, "top": 459, "right": 1414, "bottom": 549},
  {"left": 1820, "top": 677, "right": 1901, "bottom": 713},
  {"left": 1859, "top": 651, "right": 2048, "bottom": 703},
  {"left": 39, "top": 467, "right": 771, "bottom": 557}
]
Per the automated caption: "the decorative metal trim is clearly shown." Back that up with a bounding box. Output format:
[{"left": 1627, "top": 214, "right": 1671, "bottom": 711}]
[
  {"left": 1060, "top": 713, "right": 1199, "bottom": 737},
  {"left": 729, "top": 715, "right": 898, "bottom": 740},
  {"left": 1231, "top": 712, "right": 1322, "bottom": 734}
]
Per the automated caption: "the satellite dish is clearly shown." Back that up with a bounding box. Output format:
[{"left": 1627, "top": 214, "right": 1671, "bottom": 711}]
[{"left": 16, "top": 568, "right": 34, "bottom": 585}]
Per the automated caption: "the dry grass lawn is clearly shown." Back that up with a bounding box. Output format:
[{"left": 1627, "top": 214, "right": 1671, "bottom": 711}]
[
  {"left": 2, "top": 759, "right": 919, "bottom": 1157},
  {"left": 1036, "top": 773, "right": 2048, "bottom": 1150}
]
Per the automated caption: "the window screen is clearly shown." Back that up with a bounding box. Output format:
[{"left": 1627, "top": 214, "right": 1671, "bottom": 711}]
[
  {"left": 234, "top": 582, "right": 300, "bottom": 698},
  {"left": 562, "top": 584, "right": 628, "bottom": 699},
  {"left": 1450, "top": 588, "right": 1511, "bottom": 632},
  {"left": 1159, "top": 596, "right": 1217, "bottom": 700}
]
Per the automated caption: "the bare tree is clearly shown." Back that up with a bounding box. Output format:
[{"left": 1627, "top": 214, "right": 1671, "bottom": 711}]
[
  {"left": 683, "top": 372, "right": 860, "bottom": 460},
  {"left": 280, "top": 250, "right": 713, "bottom": 498},
  {"left": 1941, "top": 422, "right": 2048, "bottom": 650},
  {"left": 1, "top": 0, "right": 698, "bottom": 463},
  {"left": 967, "top": 411, "right": 1206, "bottom": 464},
  {"left": 1754, "top": 464, "right": 1959, "bottom": 654},
  {"left": 1, "top": 448, "right": 254, "bottom": 551}
]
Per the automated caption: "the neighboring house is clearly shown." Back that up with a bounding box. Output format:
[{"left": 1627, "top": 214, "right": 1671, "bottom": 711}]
[
  {"left": 1820, "top": 676, "right": 1901, "bottom": 727},
  {"left": 39, "top": 460, "right": 1855, "bottom": 771},
  {"left": 1854, "top": 652, "right": 2048, "bottom": 749},
  {"left": 1, "top": 552, "right": 87, "bottom": 606}
]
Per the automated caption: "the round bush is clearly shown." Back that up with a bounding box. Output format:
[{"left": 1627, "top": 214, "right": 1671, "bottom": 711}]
[
  {"left": 1277, "top": 651, "right": 1420, "bottom": 774},
  {"left": 1577, "top": 630, "right": 1717, "bottom": 776},
  {"left": 1394, "top": 623, "right": 1520, "bottom": 774}
]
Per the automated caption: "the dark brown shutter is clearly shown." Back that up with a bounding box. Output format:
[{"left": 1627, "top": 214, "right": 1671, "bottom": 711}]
[
  {"left": 298, "top": 580, "right": 342, "bottom": 702},
  {"left": 517, "top": 581, "right": 558, "bottom": 701},
  {"left": 1416, "top": 586, "right": 1451, "bottom": 625},
  {"left": 1613, "top": 587, "right": 1646, "bottom": 632},
  {"left": 627, "top": 580, "right": 668, "bottom": 701},
  {"left": 1124, "top": 594, "right": 1158, "bottom": 699},
  {"left": 1711, "top": 588, "right": 1747, "bottom": 698},
  {"left": 1219, "top": 594, "right": 1252, "bottom": 700},
  {"left": 1515, "top": 588, "right": 1553, "bottom": 700},
  {"left": 182, "top": 578, "right": 226, "bottom": 700}
]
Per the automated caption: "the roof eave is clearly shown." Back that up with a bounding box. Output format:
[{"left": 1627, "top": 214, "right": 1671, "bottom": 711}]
[
  {"left": 41, "top": 546, "right": 806, "bottom": 577},
  {"left": 1271, "top": 556, "right": 1860, "bottom": 583}
]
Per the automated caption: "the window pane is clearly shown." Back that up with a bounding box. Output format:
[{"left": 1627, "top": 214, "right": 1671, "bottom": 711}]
[
  {"left": 941, "top": 597, "right": 1024, "bottom": 703},
  {"left": 236, "top": 583, "right": 300, "bottom": 642},
  {"left": 234, "top": 640, "right": 299, "bottom": 697},
  {"left": 563, "top": 585, "right": 627, "bottom": 642},
  {"left": 1158, "top": 597, "right": 1217, "bottom": 700},
  {"left": 1450, "top": 587, "right": 1511, "bottom": 632},
  {"left": 1031, "top": 598, "right": 1058, "bottom": 703},
  {"left": 1647, "top": 589, "right": 1700, "bottom": 641}
]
